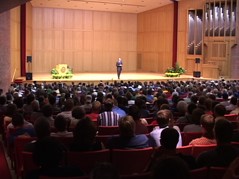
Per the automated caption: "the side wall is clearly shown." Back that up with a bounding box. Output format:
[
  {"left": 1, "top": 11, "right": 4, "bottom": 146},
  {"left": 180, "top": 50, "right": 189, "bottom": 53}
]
[{"left": 32, "top": 8, "right": 137, "bottom": 73}]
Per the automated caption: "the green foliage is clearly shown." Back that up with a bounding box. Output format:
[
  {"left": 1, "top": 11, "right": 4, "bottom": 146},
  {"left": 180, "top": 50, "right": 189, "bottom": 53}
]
[
  {"left": 165, "top": 63, "right": 186, "bottom": 77},
  {"left": 51, "top": 66, "right": 73, "bottom": 79}
]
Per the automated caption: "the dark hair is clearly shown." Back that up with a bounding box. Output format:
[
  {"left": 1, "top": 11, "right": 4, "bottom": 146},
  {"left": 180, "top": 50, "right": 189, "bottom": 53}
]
[
  {"left": 191, "top": 108, "right": 205, "bottom": 125},
  {"left": 160, "top": 128, "right": 179, "bottom": 150},
  {"left": 73, "top": 117, "right": 97, "bottom": 150},
  {"left": 54, "top": 115, "right": 67, "bottom": 132},
  {"left": 200, "top": 114, "right": 215, "bottom": 139},
  {"left": 12, "top": 113, "right": 24, "bottom": 127},
  {"left": 214, "top": 104, "right": 226, "bottom": 117},
  {"left": 33, "top": 137, "right": 65, "bottom": 168},
  {"left": 128, "top": 105, "right": 140, "bottom": 121},
  {"left": 215, "top": 119, "right": 233, "bottom": 144},
  {"left": 152, "top": 156, "right": 190, "bottom": 179},
  {"left": 41, "top": 104, "right": 53, "bottom": 117},
  {"left": 34, "top": 117, "right": 51, "bottom": 139},
  {"left": 72, "top": 106, "right": 86, "bottom": 119}
]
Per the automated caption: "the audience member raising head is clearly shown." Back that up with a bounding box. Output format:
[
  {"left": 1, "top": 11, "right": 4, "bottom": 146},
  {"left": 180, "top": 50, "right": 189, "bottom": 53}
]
[{"left": 149, "top": 109, "right": 182, "bottom": 147}]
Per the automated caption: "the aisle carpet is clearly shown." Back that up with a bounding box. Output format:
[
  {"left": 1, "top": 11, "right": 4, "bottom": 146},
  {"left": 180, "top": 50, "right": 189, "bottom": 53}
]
[{"left": 0, "top": 141, "right": 12, "bottom": 179}]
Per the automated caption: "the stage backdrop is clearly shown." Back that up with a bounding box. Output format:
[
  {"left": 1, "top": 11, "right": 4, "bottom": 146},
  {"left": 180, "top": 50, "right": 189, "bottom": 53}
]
[{"left": 31, "top": 8, "right": 137, "bottom": 73}]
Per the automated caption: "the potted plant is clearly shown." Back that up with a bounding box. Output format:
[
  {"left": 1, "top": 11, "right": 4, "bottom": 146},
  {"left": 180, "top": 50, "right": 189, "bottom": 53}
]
[{"left": 165, "top": 63, "right": 186, "bottom": 77}]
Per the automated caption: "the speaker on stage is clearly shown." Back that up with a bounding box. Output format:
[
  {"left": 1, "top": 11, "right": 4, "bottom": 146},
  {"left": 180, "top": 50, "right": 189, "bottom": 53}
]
[
  {"left": 195, "top": 58, "right": 200, "bottom": 64},
  {"left": 193, "top": 71, "right": 201, "bottom": 78},
  {"left": 26, "top": 72, "right": 32, "bottom": 80},
  {"left": 27, "top": 56, "right": 32, "bottom": 63}
]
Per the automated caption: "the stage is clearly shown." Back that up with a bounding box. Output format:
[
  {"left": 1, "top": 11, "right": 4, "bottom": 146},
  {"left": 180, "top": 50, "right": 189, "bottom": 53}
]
[{"left": 17, "top": 72, "right": 210, "bottom": 84}]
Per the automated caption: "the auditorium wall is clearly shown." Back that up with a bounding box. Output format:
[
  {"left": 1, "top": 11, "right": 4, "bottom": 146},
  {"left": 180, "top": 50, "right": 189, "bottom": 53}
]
[
  {"left": 137, "top": 4, "right": 174, "bottom": 73},
  {"left": 31, "top": 8, "right": 137, "bottom": 73}
]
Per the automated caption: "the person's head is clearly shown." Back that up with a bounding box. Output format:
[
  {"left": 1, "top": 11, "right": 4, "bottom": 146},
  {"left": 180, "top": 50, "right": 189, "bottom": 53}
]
[
  {"left": 73, "top": 116, "right": 97, "bottom": 146},
  {"left": 187, "top": 102, "right": 197, "bottom": 115},
  {"left": 54, "top": 115, "right": 68, "bottom": 132},
  {"left": 5, "top": 103, "right": 17, "bottom": 117},
  {"left": 41, "top": 104, "right": 53, "bottom": 117},
  {"left": 104, "top": 99, "right": 113, "bottom": 111},
  {"left": 48, "top": 94, "right": 56, "bottom": 105},
  {"left": 128, "top": 105, "right": 140, "bottom": 121},
  {"left": 64, "top": 98, "right": 74, "bottom": 111},
  {"left": 91, "top": 101, "right": 101, "bottom": 113},
  {"left": 156, "top": 109, "right": 173, "bottom": 128},
  {"left": 72, "top": 106, "right": 86, "bottom": 119},
  {"left": 214, "top": 119, "right": 233, "bottom": 145},
  {"left": 191, "top": 108, "right": 205, "bottom": 125},
  {"left": 118, "top": 115, "right": 135, "bottom": 138},
  {"left": 176, "top": 100, "right": 188, "bottom": 114},
  {"left": 213, "top": 104, "right": 226, "bottom": 117},
  {"left": 160, "top": 128, "right": 179, "bottom": 150},
  {"left": 90, "top": 162, "right": 119, "bottom": 179},
  {"left": 34, "top": 117, "right": 51, "bottom": 139},
  {"left": 33, "top": 137, "right": 65, "bottom": 168},
  {"left": 200, "top": 114, "right": 215, "bottom": 139},
  {"left": 31, "top": 100, "right": 40, "bottom": 112},
  {"left": 230, "top": 96, "right": 238, "bottom": 105},
  {"left": 12, "top": 113, "right": 24, "bottom": 127},
  {"left": 152, "top": 156, "right": 190, "bottom": 179},
  {"left": 0, "top": 95, "right": 6, "bottom": 105}
]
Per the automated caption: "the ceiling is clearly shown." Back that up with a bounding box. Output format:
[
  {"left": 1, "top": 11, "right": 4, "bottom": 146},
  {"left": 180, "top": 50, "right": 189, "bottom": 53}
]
[{"left": 30, "top": 0, "right": 173, "bottom": 14}]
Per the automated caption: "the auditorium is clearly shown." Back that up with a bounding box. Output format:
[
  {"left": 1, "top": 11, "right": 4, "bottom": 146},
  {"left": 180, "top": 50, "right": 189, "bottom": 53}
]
[{"left": 0, "top": 0, "right": 239, "bottom": 179}]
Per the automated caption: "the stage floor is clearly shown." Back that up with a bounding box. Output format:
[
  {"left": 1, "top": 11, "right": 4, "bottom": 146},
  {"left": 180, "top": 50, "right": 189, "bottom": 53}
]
[{"left": 19, "top": 72, "right": 208, "bottom": 84}]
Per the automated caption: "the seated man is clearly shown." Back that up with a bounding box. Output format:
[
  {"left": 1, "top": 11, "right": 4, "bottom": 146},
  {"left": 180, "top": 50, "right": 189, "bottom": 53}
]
[
  {"left": 146, "top": 128, "right": 196, "bottom": 171},
  {"left": 108, "top": 115, "right": 149, "bottom": 149},
  {"left": 149, "top": 109, "right": 182, "bottom": 147},
  {"left": 197, "top": 119, "right": 239, "bottom": 167}
]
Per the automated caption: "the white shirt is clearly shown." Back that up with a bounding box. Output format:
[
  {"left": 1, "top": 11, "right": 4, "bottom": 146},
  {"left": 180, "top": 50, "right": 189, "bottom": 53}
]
[{"left": 149, "top": 126, "right": 182, "bottom": 148}]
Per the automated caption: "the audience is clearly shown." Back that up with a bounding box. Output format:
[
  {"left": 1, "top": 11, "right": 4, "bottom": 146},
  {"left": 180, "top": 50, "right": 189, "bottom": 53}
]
[{"left": 50, "top": 115, "right": 73, "bottom": 137}]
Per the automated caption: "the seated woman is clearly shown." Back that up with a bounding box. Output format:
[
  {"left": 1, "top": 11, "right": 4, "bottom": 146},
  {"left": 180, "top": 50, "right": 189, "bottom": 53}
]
[
  {"left": 108, "top": 115, "right": 149, "bottom": 149},
  {"left": 70, "top": 116, "right": 104, "bottom": 151}
]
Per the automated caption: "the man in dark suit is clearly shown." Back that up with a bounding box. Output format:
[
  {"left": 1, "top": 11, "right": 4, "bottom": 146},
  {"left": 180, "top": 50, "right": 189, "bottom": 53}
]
[{"left": 116, "top": 58, "right": 123, "bottom": 79}]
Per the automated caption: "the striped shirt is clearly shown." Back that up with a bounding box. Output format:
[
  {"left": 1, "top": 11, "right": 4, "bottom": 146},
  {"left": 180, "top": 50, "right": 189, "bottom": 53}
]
[{"left": 98, "top": 111, "right": 121, "bottom": 126}]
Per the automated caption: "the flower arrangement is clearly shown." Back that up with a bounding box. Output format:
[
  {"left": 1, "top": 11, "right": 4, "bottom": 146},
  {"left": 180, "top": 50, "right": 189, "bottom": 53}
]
[
  {"left": 165, "top": 63, "right": 186, "bottom": 77},
  {"left": 51, "top": 65, "right": 73, "bottom": 79}
]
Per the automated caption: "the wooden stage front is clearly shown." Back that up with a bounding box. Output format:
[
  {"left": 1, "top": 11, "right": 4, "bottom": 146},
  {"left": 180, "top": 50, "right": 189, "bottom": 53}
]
[{"left": 19, "top": 72, "right": 210, "bottom": 84}]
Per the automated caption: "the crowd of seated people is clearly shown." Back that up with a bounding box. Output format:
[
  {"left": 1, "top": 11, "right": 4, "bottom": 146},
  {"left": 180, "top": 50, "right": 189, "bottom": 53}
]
[{"left": 1, "top": 79, "right": 239, "bottom": 178}]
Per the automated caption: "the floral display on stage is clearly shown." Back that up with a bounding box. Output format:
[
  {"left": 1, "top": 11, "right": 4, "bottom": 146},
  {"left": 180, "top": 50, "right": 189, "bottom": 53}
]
[
  {"left": 165, "top": 63, "right": 186, "bottom": 77},
  {"left": 51, "top": 64, "right": 73, "bottom": 79}
]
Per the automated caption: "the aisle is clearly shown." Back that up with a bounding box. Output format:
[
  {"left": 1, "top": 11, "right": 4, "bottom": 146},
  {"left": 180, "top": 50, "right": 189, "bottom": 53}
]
[{"left": 0, "top": 141, "right": 12, "bottom": 179}]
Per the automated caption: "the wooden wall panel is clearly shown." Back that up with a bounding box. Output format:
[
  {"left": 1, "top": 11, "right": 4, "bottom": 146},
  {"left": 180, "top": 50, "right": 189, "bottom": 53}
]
[
  {"left": 31, "top": 7, "right": 136, "bottom": 73},
  {"left": 137, "top": 4, "right": 174, "bottom": 73}
]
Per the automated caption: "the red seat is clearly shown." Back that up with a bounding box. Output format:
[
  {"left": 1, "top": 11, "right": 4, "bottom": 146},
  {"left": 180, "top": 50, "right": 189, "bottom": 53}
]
[
  {"left": 190, "top": 167, "right": 208, "bottom": 179},
  {"left": 192, "top": 144, "right": 216, "bottom": 158},
  {"left": 208, "top": 166, "right": 227, "bottom": 179},
  {"left": 181, "top": 132, "right": 203, "bottom": 146},
  {"left": 67, "top": 149, "right": 111, "bottom": 174},
  {"left": 97, "top": 126, "right": 119, "bottom": 135},
  {"left": 95, "top": 135, "right": 116, "bottom": 147},
  {"left": 14, "top": 137, "right": 37, "bottom": 178},
  {"left": 176, "top": 145, "right": 193, "bottom": 155},
  {"left": 224, "top": 114, "right": 238, "bottom": 121},
  {"left": 22, "top": 151, "right": 39, "bottom": 178},
  {"left": 111, "top": 147, "right": 153, "bottom": 175}
]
